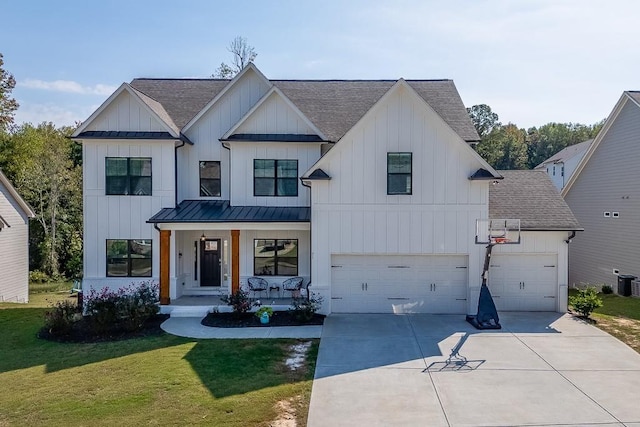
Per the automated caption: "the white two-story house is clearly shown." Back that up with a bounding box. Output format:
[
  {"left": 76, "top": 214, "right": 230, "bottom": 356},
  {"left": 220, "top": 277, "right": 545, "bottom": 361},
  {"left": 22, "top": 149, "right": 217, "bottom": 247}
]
[{"left": 73, "top": 64, "right": 580, "bottom": 315}]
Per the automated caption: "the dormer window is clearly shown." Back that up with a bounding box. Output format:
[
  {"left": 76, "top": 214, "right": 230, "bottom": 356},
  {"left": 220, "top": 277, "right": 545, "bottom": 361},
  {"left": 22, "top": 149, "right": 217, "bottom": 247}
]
[
  {"left": 254, "top": 159, "right": 298, "bottom": 197},
  {"left": 387, "top": 153, "right": 412, "bottom": 195}
]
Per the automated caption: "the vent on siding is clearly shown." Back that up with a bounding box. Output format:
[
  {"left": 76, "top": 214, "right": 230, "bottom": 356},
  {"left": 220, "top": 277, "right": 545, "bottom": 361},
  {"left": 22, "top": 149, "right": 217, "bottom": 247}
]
[{"left": 388, "top": 265, "right": 410, "bottom": 269}]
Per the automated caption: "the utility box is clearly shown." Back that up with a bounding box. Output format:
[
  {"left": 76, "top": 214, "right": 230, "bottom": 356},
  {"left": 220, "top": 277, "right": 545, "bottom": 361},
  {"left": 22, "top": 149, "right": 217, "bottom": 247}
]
[
  {"left": 617, "top": 275, "right": 636, "bottom": 297},
  {"left": 632, "top": 280, "right": 640, "bottom": 298}
]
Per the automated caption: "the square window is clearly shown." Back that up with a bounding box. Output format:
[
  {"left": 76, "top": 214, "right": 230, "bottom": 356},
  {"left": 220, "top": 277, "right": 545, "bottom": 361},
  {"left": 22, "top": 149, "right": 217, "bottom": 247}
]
[
  {"left": 106, "top": 239, "right": 152, "bottom": 277},
  {"left": 254, "top": 160, "right": 298, "bottom": 197},
  {"left": 254, "top": 239, "right": 298, "bottom": 276},
  {"left": 106, "top": 157, "right": 152, "bottom": 196},
  {"left": 387, "top": 153, "right": 412, "bottom": 195},
  {"left": 199, "top": 161, "right": 221, "bottom": 197}
]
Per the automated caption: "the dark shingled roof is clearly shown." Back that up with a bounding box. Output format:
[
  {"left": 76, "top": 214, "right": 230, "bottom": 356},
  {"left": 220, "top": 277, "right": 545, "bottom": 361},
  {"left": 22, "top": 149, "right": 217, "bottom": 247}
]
[
  {"left": 128, "top": 78, "right": 479, "bottom": 143},
  {"left": 490, "top": 170, "right": 582, "bottom": 231},
  {"left": 148, "top": 200, "right": 310, "bottom": 223},
  {"left": 130, "top": 79, "right": 229, "bottom": 129}
]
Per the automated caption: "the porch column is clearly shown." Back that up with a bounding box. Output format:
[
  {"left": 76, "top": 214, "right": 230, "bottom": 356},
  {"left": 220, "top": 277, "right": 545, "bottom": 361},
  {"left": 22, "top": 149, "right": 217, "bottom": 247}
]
[
  {"left": 160, "top": 229, "right": 171, "bottom": 305},
  {"left": 231, "top": 229, "right": 240, "bottom": 293}
]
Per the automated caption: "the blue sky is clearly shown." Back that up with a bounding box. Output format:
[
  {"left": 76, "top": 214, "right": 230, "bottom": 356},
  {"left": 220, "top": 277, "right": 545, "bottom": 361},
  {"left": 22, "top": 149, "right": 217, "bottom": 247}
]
[{"left": 3, "top": 0, "right": 639, "bottom": 129}]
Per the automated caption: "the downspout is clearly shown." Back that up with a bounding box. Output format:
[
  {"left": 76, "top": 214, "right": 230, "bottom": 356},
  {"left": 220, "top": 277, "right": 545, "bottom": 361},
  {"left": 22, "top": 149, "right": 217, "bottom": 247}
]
[
  {"left": 564, "top": 230, "right": 576, "bottom": 244},
  {"left": 301, "top": 179, "right": 312, "bottom": 301},
  {"left": 174, "top": 139, "right": 186, "bottom": 207},
  {"left": 220, "top": 140, "right": 231, "bottom": 203}
]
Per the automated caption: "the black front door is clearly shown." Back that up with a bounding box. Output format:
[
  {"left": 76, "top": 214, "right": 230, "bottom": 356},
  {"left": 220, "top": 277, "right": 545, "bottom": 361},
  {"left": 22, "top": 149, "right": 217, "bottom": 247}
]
[{"left": 200, "top": 239, "right": 221, "bottom": 286}]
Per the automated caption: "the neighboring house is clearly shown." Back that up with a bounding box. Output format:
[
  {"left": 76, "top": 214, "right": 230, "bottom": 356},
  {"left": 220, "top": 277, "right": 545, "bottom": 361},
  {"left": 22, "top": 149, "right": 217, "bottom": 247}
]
[
  {"left": 72, "top": 64, "right": 580, "bottom": 314},
  {"left": 0, "top": 170, "right": 35, "bottom": 303},
  {"left": 535, "top": 139, "right": 593, "bottom": 191},
  {"left": 562, "top": 91, "right": 640, "bottom": 289}
]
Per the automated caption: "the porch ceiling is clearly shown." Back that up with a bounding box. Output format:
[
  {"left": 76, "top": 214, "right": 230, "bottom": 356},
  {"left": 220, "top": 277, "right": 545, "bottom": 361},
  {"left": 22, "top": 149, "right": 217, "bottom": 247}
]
[{"left": 148, "top": 200, "right": 310, "bottom": 229}]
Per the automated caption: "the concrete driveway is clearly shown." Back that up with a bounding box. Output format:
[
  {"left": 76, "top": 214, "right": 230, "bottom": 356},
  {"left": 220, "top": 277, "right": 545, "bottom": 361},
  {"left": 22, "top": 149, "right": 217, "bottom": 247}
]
[{"left": 307, "top": 313, "right": 640, "bottom": 427}]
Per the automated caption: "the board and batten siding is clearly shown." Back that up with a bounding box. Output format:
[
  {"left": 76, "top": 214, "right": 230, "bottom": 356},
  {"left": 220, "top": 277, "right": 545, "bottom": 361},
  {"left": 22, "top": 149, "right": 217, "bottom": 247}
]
[
  {"left": 230, "top": 142, "right": 320, "bottom": 206},
  {"left": 82, "top": 139, "right": 175, "bottom": 290},
  {"left": 234, "top": 91, "right": 317, "bottom": 135},
  {"left": 0, "top": 181, "right": 30, "bottom": 302},
  {"left": 565, "top": 99, "right": 640, "bottom": 288},
  {"left": 308, "top": 84, "right": 492, "bottom": 313},
  {"left": 85, "top": 90, "right": 168, "bottom": 133},
  {"left": 179, "top": 70, "right": 271, "bottom": 202}
]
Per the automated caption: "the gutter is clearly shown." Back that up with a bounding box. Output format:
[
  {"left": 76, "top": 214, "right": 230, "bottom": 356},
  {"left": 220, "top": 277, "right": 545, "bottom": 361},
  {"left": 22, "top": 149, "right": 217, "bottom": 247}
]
[{"left": 300, "top": 179, "right": 313, "bottom": 301}]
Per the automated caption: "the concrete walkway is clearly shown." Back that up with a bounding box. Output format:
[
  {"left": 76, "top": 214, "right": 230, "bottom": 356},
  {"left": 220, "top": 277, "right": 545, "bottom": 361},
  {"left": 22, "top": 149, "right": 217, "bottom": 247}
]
[
  {"left": 308, "top": 312, "right": 640, "bottom": 427},
  {"left": 160, "top": 316, "right": 322, "bottom": 339}
]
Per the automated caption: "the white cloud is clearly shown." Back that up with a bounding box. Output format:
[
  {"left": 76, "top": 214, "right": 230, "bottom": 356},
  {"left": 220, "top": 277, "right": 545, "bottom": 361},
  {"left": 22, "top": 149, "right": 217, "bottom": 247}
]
[
  {"left": 14, "top": 102, "right": 97, "bottom": 127},
  {"left": 19, "top": 79, "right": 117, "bottom": 96}
]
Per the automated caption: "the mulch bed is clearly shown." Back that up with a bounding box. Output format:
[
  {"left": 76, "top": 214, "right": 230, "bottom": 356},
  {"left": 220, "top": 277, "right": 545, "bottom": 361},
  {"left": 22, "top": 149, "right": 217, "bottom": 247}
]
[
  {"left": 201, "top": 311, "right": 325, "bottom": 328},
  {"left": 37, "top": 314, "right": 170, "bottom": 343}
]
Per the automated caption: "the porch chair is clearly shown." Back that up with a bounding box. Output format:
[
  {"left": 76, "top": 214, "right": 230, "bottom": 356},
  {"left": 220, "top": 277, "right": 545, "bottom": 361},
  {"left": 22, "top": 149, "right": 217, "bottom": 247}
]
[
  {"left": 282, "top": 276, "right": 304, "bottom": 298},
  {"left": 247, "top": 277, "right": 269, "bottom": 300}
]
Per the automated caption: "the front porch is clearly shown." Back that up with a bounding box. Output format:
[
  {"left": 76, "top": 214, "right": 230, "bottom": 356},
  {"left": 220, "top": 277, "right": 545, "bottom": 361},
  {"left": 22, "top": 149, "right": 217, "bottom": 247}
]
[
  {"left": 160, "top": 295, "right": 300, "bottom": 317},
  {"left": 148, "top": 199, "right": 311, "bottom": 307}
]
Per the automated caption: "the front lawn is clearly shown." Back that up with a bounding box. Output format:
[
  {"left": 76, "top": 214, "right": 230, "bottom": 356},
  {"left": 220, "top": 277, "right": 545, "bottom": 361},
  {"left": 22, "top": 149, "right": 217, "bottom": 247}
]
[
  {"left": 569, "top": 288, "right": 640, "bottom": 353},
  {"left": 0, "top": 293, "right": 319, "bottom": 426}
]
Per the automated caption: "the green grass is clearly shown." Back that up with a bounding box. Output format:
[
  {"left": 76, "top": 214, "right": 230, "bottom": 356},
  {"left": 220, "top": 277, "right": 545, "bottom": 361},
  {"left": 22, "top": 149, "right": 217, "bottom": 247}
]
[
  {"left": 29, "top": 281, "right": 73, "bottom": 294},
  {"left": 0, "top": 293, "right": 319, "bottom": 426},
  {"left": 569, "top": 288, "right": 640, "bottom": 320}
]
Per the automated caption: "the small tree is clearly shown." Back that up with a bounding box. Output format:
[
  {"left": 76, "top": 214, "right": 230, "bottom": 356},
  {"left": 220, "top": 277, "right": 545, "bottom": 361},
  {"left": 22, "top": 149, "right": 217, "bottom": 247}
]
[
  {"left": 569, "top": 287, "right": 603, "bottom": 318},
  {"left": 0, "top": 53, "right": 19, "bottom": 132},
  {"left": 212, "top": 36, "right": 257, "bottom": 78}
]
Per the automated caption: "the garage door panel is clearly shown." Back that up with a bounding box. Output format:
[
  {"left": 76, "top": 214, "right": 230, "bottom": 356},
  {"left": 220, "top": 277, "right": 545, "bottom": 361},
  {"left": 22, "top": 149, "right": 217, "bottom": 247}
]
[
  {"left": 489, "top": 254, "right": 557, "bottom": 311},
  {"left": 331, "top": 255, "right": 468, "bottom": 314}
]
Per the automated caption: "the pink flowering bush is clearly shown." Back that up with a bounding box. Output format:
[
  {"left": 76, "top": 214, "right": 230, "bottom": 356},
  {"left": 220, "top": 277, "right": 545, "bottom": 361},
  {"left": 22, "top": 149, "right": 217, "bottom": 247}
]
[{"left": 84, "top": 281, "right": 159, "bottom": 333}]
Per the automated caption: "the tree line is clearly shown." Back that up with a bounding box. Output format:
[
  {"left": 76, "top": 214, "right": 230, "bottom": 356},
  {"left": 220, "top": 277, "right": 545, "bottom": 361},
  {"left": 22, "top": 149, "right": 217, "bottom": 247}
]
[{"left": 467, "top": 104, "right": 604, "bottom": 170}]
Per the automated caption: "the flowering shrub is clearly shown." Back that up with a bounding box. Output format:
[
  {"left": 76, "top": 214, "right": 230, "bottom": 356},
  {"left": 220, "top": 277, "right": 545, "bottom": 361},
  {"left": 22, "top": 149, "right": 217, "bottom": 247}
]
[
  {"left": 84, "top": 281, "right": 160, "bottom": 333},
  {"left": 290, "top": 293, "right": 323, "bottom": 322},
  {"left": 220, "top": 289, "right": 256, "bottom": 315}
]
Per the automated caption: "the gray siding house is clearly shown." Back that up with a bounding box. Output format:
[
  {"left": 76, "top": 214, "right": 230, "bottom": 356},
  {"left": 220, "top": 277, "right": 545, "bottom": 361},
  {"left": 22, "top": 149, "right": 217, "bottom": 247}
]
[
  {"left": 562, "top": 91, "right": 640, "bottom": 289},
  {"left": 0, "top": 170, "right": 35, "bottom": 302},
  {"left": 535, "top": 139, "right": 593, "bottom": 191}
]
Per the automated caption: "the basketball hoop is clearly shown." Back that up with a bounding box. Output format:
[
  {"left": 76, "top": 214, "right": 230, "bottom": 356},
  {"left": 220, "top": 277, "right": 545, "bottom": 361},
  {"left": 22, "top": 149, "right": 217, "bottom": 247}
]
[
  {"left": 491, "top": 237, "right": 510, "bottom": 244},
  {"left": 476, "top": 219, "right": 521, "bottom": 245}
]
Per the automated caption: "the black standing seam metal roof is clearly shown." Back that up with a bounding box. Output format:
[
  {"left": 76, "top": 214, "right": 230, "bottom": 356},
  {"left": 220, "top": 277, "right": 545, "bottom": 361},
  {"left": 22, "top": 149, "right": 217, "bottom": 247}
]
[
  {"left": 148, "top": 200, "right": 311, "bottom": 223},
  {"left": 77, "top": 131, "right": 176, "bottom": 139}
]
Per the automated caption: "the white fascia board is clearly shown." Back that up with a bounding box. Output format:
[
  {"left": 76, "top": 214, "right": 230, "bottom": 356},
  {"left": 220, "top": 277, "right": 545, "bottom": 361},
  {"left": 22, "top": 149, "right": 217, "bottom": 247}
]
[
  {"left": 155, "top": 222, "right": 310, "bottom": 231},
  {"left": 561, "top": 93, "right": 630, "bottom": 197},
  {"left": 0, "top": 170, "right": 35, "bottom": 218},
  {"left": 221, "top": 86, "right": 327, "bottom": 141},
  {"left": 181, "top": 63, "right": 273, "bottom": 133},
  {"left": 302, "top": 78, "right": 500, "bottom": 179},
  {"left": 72, "top": 83, "right": 179, "bottom": 138}
]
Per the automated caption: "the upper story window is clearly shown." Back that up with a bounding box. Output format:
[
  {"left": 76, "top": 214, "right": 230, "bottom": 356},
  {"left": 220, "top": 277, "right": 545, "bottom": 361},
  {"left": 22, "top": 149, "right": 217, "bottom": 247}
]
[
  {"left": 200, "top": 161, "right": 221, "bottom": 197},
  {"left": 105, "top": 157, "right": 152, "bottom": 196},
  {"left": 106, "top": 239, "right": 152, "bottom": 277},
  {"left": 387, "top": 152, "right": 412, "bottom": 195},
  {"left": 254, "top": 159, "right": 298, "bottom": 197}
]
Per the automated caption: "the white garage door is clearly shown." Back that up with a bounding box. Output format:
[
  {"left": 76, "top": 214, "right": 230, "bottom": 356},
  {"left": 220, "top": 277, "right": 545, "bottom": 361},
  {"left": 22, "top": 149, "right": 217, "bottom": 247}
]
[
  {"left": 488, "top": 254, "right": 558, "bottom": 311},
  {"left": 331, "top": 255, "right": 468, "bottom": 314}
]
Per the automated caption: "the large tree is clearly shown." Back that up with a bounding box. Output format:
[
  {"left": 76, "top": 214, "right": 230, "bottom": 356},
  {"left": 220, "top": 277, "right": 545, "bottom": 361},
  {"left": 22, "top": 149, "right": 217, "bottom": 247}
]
[
  {"left": 467, "top": 104, "right": 501, "bottom": 138},
  {"left": 526, "top": 121, "right": 604, "bottom": 169},
  {"left": 475, "top": 124, "right": 528, "bottom": 170},
  {"left": 0, "top": 53, "right": 19, "bottom": 132},
  {"left": 212, "top": 36, "right": 257, "bottom": 79},
  {"left": 0, "top": 123, "right": 82, "bottom": 278}
]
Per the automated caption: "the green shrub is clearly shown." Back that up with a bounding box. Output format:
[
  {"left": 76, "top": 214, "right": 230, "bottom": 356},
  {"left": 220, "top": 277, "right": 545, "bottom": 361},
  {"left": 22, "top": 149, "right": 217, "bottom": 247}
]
[
  {"left": 29, "top": 270, "right": 51, "bottom": 283},
  {"left": 290, "top": 293, "right": 323, "bottom": 322},
  {"left": 601, "top": 284, "right": 613, "bottom": 295},
  {"left": 569, "top": 287, "right": 603, "bottom": 318},
  {"left": 220, "top": 289, "right": 255, "bottom": 315},
  {"left": 255, "top": 306, "right": 274, "bottom": 319},
  {"left": 84, "top": 281, "right": 159, "bottom": 333},
  {"left": 44, "top": 299, "right": 80, "bottom": 335}
]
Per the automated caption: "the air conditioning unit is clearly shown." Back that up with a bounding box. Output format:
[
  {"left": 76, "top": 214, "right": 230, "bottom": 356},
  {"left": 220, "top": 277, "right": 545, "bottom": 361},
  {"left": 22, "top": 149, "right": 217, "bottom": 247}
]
[{"left": 632, "top": 280, "right": 640, "bottom": 298}]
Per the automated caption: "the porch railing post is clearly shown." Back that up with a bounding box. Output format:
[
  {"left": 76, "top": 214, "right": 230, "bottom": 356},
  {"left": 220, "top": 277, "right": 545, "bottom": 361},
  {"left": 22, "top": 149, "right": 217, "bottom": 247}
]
[
  {"left": 160, "top": 229, "right": 171, "bottom": 305},
  {"left": 231, "top": 229, "right": 240, "bottom": 293}
]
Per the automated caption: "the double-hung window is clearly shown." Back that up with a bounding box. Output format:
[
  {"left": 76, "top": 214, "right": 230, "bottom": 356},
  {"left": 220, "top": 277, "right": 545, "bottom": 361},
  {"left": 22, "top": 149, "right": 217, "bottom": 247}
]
[
  {"left": 254, "top": 239, "right": 298, "bottom": 276},
  {"left": 106, "top": 239, "right": 152, "bottom": 277},
  {"left": 387, "top": 152, "right": 412, "bottom": 195},
  {"left": 105, "top": 157, "right": 152, "bottom": 195},
  {"left": 254, "top": 159, "right": 298, "bottom": 196},
  {"left": 199, "top": 161, "right": 221, "bottom": 197}
]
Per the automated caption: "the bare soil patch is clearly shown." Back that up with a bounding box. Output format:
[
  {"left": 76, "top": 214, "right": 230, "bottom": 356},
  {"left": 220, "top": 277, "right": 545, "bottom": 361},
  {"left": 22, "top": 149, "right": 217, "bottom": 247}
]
[{"left": 593, "top": 314, "right": 640, "bottom": 353}]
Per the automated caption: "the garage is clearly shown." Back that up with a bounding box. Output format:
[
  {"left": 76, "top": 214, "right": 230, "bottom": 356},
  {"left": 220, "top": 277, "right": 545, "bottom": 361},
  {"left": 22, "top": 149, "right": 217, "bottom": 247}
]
[
  {"left": 331, "top": 255, "right": 468, "bottom": 314},
  {"left": 488, "top": 254, "right": 558, "bottom": 311}
]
